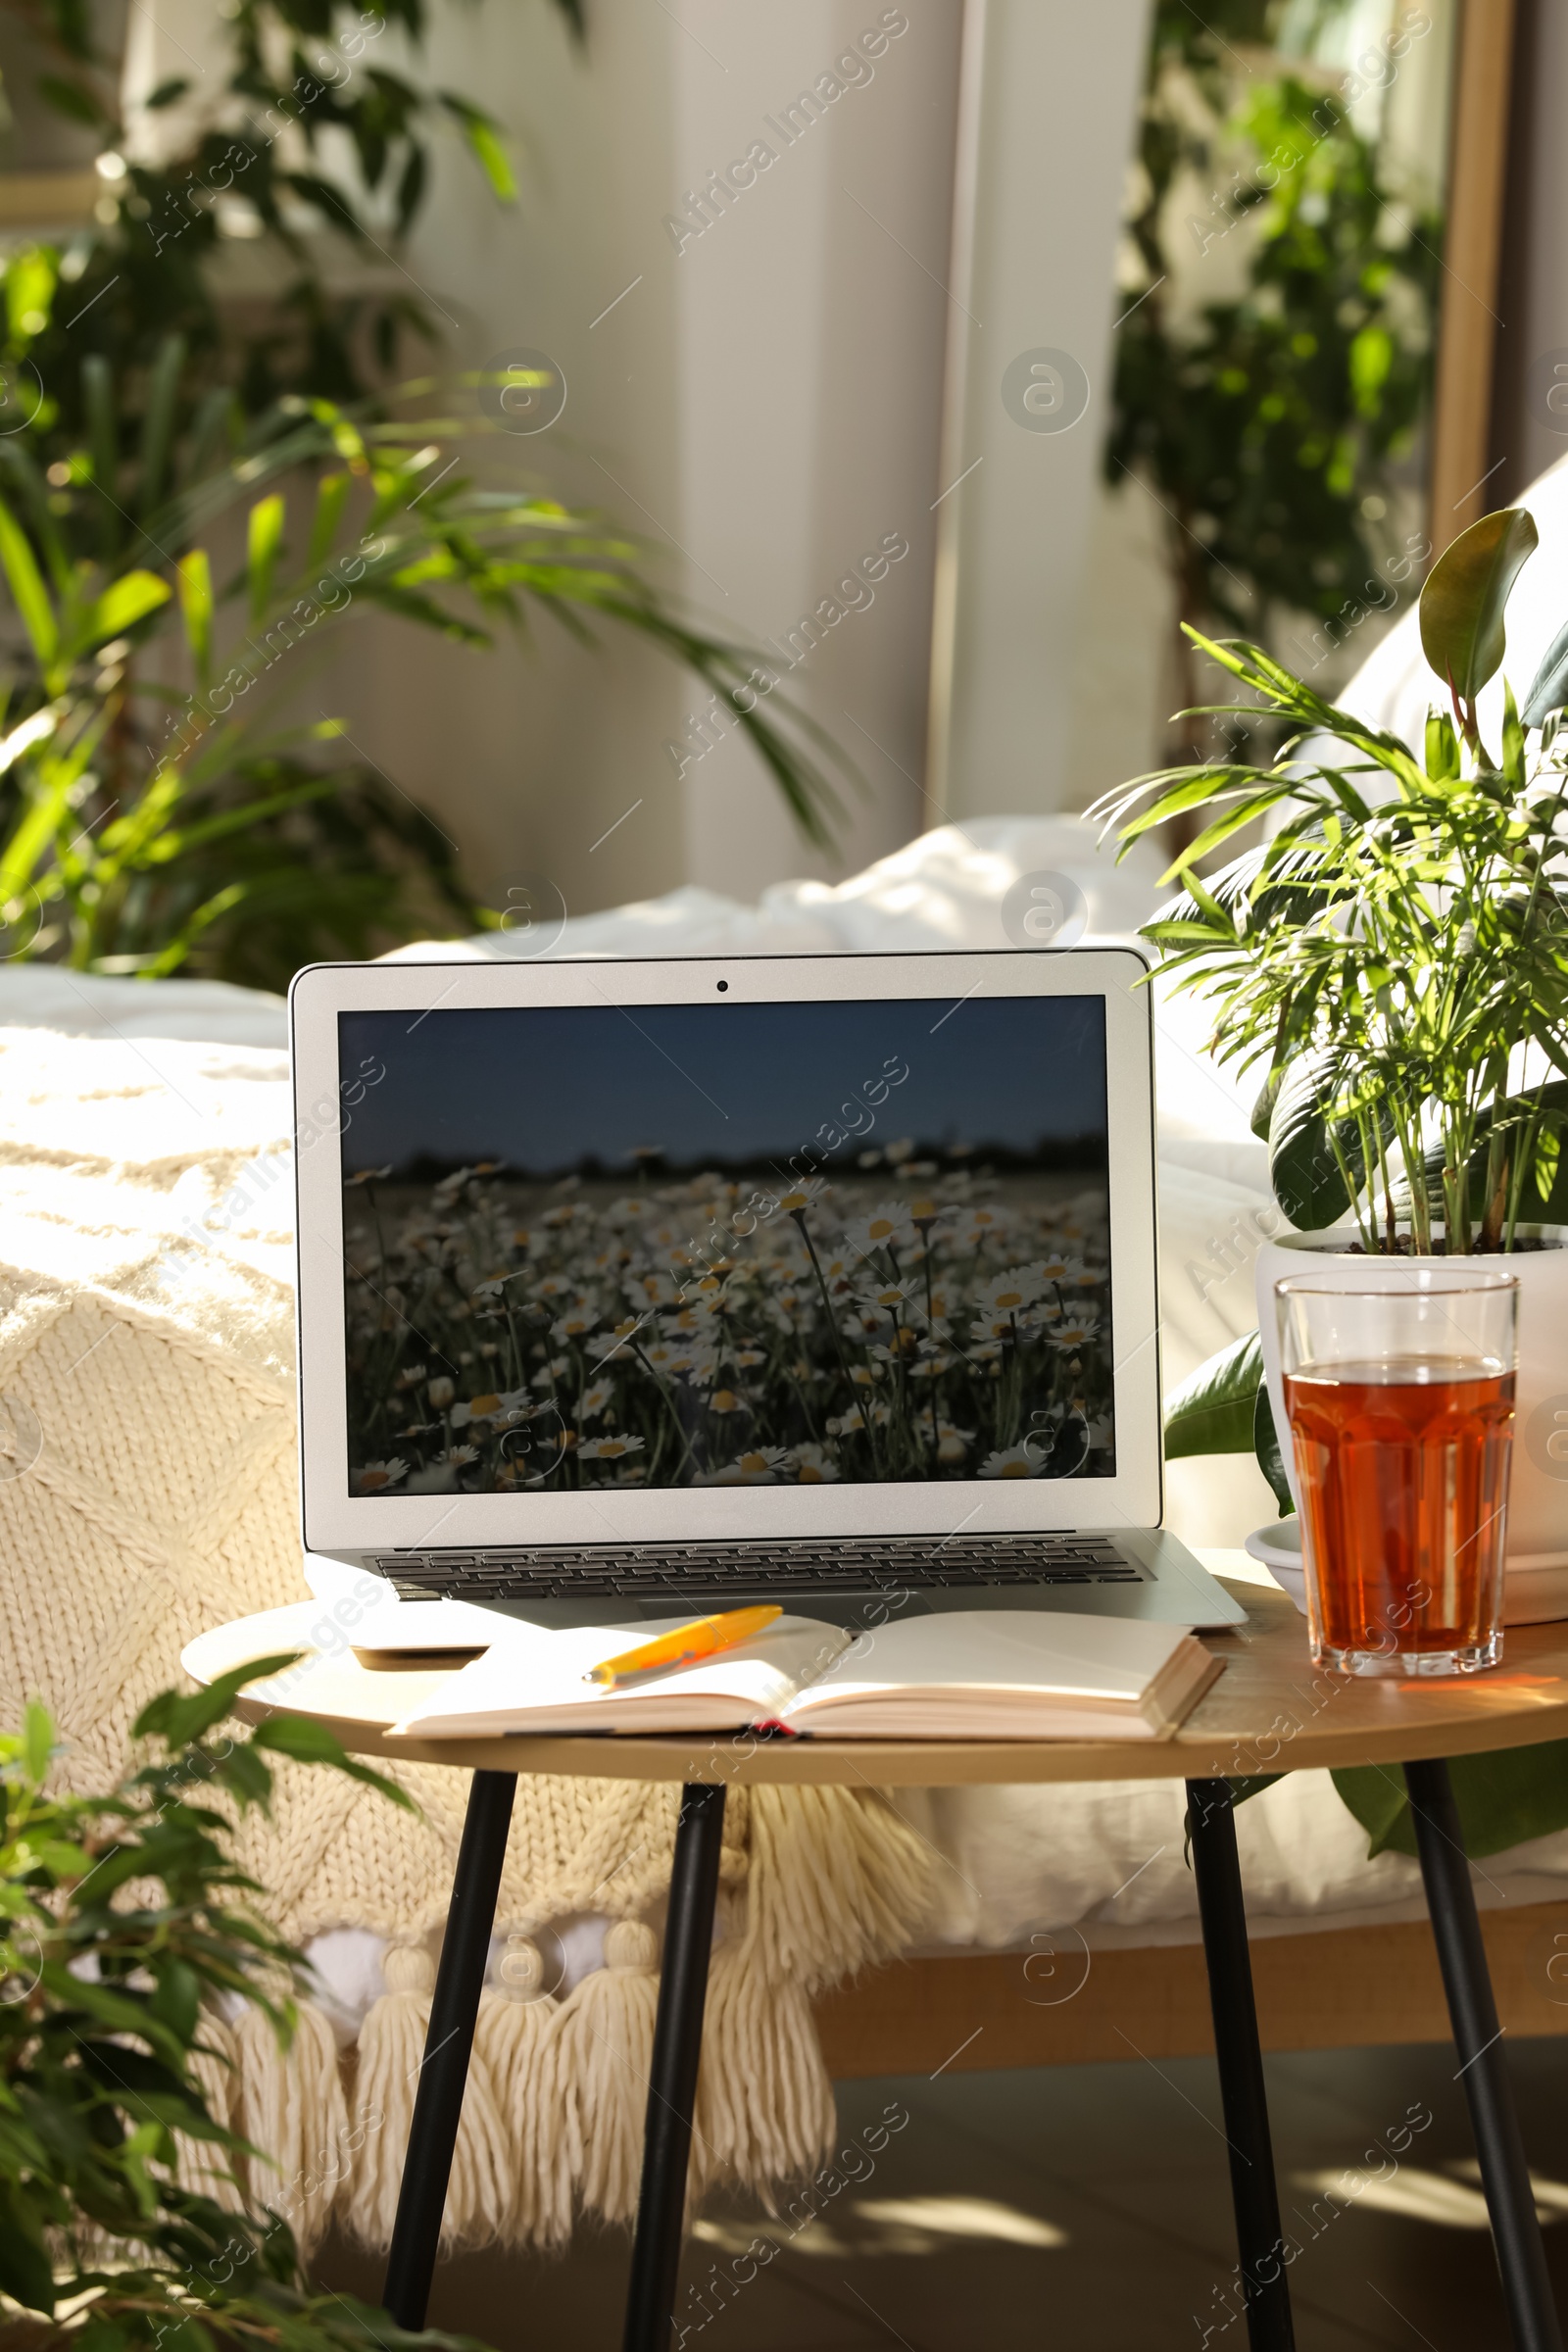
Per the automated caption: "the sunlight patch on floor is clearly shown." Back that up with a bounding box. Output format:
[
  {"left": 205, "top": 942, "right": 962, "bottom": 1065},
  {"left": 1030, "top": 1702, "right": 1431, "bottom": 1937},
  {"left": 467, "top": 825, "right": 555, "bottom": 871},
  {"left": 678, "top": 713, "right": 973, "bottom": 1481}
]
[
  {"left": 1294, "top": 2164, "right": 1568, "bottom": 2231},
  {"left": 692, "top": 2193, "right": 1069, "bottom": 2260}
]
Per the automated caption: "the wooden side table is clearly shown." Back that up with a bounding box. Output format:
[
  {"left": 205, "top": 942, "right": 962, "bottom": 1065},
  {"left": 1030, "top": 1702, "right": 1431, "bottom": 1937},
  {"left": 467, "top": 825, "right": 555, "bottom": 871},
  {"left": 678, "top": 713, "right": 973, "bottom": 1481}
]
[{"left": 185, "top": 1584, "right": 1568, "bottom": 2352}]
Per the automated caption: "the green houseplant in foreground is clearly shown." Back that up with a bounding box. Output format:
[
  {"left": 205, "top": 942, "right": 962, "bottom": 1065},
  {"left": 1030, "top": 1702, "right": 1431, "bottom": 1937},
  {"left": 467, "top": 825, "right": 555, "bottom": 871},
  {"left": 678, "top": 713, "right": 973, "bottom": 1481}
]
[
  {"left": 0, "top": 1664, "right": 468, "bottom": 2352},
  {"left": 1091, "top": 506, "right": 1568, "bottom": 1856}
]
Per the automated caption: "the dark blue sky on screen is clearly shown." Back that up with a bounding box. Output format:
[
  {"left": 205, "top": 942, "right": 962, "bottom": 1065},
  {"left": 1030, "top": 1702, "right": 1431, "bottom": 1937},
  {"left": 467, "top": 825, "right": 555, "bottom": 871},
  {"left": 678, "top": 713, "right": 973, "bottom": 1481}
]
[{"left": 337, "top": 996, "right": 1107, "bottom": 1178}]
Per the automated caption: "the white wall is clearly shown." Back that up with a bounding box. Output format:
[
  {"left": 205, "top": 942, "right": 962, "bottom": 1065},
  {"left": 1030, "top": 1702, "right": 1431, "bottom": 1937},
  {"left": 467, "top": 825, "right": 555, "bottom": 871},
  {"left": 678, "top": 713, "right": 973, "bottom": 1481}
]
[
  {"left": 332, "top": 0, "right": 965, "bottom": 920},
  {"left": 132, "top": 0, "right": 1158, "bottom": 911},
  {"left": 927, "top": 0, "right": 1152, "bottom": 822}
]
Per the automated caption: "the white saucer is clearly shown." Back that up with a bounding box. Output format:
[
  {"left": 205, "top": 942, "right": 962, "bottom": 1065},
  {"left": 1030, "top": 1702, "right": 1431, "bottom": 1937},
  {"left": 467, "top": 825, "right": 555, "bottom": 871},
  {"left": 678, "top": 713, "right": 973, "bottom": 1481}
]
[
  {"left": 1243, "top": 1519, "right": 1568, "bottom": 1625},
  {"left": 1243, "top": 1518, "right": 1308, "bottom": 1613}
]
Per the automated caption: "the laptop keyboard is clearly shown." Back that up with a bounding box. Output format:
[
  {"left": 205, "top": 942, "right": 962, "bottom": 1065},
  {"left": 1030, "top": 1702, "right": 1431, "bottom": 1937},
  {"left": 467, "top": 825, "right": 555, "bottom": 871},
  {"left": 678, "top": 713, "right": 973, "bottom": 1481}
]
[{"left": 374, "top": 1536, "right": 1143, "bottom": 1603}]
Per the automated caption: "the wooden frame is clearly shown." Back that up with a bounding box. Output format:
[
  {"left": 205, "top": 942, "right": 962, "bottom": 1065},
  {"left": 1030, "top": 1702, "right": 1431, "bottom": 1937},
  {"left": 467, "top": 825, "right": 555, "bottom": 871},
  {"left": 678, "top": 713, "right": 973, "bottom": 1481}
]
[
  {"left": 1430, "top": 0, "right": 1520, "bottom": 533},
  {"left": 816, "top": 1900, "right": 1568, "bottom": 2077},
  {"left": 0, "top": 172, "right": 96, "bottom": 230}
]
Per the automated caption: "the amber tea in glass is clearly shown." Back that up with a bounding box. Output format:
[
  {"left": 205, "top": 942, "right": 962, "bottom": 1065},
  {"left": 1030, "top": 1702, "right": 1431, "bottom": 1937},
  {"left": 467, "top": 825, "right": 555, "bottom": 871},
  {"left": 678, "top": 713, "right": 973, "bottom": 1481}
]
[{"left": 1275, "top": 1270, "right": 1517, "bottom": 1676}]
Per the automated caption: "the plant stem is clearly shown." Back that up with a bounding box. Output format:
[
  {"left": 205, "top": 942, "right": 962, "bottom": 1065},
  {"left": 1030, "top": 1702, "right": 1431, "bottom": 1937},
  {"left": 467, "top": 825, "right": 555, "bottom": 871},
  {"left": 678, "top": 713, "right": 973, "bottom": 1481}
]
[{"left": 791, "top": 1207, "right": 882, "bottom": 1475}]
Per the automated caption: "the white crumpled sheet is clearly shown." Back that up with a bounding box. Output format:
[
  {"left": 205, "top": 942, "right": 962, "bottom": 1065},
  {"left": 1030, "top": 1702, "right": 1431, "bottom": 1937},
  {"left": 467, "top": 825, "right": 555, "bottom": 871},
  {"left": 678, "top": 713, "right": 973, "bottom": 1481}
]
[
  {"left": 895, "top": 1568, "right": 1568, "bottom": 1955},
  {"left": 11, "top": 814, "right": 1566, "bottom": 1972}
]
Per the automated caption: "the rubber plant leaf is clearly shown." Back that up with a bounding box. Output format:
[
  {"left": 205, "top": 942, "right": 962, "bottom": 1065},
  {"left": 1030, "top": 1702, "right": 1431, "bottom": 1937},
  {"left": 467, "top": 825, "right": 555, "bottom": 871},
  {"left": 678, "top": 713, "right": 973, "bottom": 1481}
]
[
  {"left": 1333, "top": 1744, "right": 1568, "bottom": 1859},
  {"left": 1253, "top": 1382, "right": 1292, "bottom": 1516},
  {"left": 1418, "top": 506, "right": 1538, "bottom": 703},
  {"left": 1250, "top": 1068, "right": 1282, "bottom": 1143},
  {"left": 1522, "top": 614, "right": 1568, "bottom": 728},
  {"left": 1268, "top": 1054, "right": 1356, "bottom": 1230},
  {"left": 1163, "top": 1332, "right": 1263, "bottom": 1459}
]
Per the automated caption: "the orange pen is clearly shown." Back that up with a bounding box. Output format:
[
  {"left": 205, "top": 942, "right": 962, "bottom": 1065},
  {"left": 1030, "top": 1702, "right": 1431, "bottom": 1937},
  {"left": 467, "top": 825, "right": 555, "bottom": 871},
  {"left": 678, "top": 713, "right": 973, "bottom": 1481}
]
[{"left": 584, "top": 1604, "right": 782, "bottom": 1688}]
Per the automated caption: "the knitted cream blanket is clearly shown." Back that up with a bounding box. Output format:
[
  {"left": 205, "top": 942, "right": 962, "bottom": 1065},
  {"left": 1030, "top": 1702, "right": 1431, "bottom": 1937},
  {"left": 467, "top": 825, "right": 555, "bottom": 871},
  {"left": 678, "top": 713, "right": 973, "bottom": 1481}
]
[{"left": 0, "top": 1026, "right": 936, "bottom": 2250}]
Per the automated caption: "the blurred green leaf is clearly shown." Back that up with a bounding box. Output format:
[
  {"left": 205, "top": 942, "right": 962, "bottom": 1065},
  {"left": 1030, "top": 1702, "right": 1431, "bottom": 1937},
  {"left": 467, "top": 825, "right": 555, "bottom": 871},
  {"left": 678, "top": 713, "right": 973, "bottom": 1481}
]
[
  {"left": 1333, "top": 1746, "right": 1568, "bottom": 1859},
  {"left": 439, "top": 93, "right": 516, "bottom": 202},
  {"left": 0, "top": 497, "right": 58, "bottom": 672},
  {"left": 246, "top": 495, "right": 285, "bottom": 628},
  {"left": 176, "top": 548, "right": 213, "bottom": 681},
  {"left": 22, "top": 1697, "right": 52, "bottom": 1786},
  {"left": 85, "top": 569, "right": 171, "bottom": 646}
]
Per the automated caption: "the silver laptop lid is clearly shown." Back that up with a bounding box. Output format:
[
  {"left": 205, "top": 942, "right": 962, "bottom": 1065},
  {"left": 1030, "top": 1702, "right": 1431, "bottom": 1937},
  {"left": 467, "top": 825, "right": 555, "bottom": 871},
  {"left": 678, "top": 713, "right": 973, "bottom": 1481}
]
[{"left": 290, "top": 949, "right": 1162, "bottom": 1554}]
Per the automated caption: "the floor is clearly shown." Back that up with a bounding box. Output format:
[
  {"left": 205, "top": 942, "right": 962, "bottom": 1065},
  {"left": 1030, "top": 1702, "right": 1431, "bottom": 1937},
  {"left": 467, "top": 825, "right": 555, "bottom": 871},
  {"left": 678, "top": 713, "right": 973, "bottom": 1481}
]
[{"left": 316, "top": 2037, "right": 1568, "bottom": 2348}]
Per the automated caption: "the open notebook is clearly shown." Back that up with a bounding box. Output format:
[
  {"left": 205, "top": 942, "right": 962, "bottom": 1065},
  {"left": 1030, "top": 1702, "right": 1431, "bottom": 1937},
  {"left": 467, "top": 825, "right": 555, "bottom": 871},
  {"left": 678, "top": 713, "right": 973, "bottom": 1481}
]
[{"left": 388, "top": 1611, "right": 1222, "bottom": 1741}]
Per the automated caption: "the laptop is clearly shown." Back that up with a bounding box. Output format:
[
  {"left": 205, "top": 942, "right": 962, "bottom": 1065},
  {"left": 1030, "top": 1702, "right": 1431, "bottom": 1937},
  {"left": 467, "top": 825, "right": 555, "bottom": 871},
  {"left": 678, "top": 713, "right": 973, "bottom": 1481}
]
[{"left": 290, "top": 948, "right": 1245, "bottom": 1631}]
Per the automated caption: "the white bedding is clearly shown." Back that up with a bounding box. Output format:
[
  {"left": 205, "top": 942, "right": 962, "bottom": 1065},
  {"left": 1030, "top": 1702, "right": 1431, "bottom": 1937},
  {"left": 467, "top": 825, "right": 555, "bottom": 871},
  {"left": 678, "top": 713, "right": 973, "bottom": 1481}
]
[{"left": 10, "top": 813, "right": 1565, "bottom": 2011}]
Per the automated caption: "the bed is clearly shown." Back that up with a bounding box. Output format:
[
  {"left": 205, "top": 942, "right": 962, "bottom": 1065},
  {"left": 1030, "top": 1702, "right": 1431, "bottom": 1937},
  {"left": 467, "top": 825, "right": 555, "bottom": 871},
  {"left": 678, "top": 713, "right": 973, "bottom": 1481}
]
[{"left": 6, "top": 810, "right": 1567, "bottom": 2088}]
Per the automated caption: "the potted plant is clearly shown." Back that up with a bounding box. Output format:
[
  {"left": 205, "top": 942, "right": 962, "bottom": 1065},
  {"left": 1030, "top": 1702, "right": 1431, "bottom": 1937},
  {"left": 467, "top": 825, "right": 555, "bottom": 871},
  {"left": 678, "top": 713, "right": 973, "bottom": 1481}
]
[
  {"left": 0, "top": 1659, "right": 468, "bottom": 2352},
  {"left": 1092, "top": 507, "right": 1568, "bottom": 1612}
]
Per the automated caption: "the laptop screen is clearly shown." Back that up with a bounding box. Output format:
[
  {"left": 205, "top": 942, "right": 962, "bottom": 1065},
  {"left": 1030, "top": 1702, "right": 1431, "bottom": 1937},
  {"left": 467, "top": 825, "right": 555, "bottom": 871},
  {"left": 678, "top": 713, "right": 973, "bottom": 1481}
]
[{"left": 336, "top": 995, "right": 1113, "bottom": 1498}]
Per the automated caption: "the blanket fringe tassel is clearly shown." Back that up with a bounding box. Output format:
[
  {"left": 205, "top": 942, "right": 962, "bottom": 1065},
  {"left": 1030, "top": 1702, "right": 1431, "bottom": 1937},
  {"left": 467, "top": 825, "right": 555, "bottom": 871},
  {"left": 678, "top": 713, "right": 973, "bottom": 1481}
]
[
  {"left": 350, "top": 1941, "right": 514, "bottom": 2251},
  {"left": 549, "top": 1918, "right": 661, "bottom": 2227},
  {"left": 474, "top": 1935, "right": 571, "bottom": 2245},
  {"left": 173, "top": 2010, "right": 247, "bottom": 2214},
  {"left": 694, "top": 1935, "right": 835, "bottom": 2199},
  {"left": 232, "top": 1997, "right": 350, "bottom": 2254}
]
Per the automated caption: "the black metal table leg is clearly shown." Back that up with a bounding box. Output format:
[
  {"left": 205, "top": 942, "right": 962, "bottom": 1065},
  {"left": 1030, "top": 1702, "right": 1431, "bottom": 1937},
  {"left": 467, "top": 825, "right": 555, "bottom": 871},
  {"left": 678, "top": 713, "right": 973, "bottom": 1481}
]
[
  {"left": 1404, "top": 1757, "right": 1563, "bottom": 2352},
  {"left": 622, "top": 1782, "right": 728, "bottom": 2352},
  {"left": 382, "top": 1768, "right": 517, "bottom": 2329},
  {"left": 1187, "top": 1779, "right": 1296, "bottom": 2351}
]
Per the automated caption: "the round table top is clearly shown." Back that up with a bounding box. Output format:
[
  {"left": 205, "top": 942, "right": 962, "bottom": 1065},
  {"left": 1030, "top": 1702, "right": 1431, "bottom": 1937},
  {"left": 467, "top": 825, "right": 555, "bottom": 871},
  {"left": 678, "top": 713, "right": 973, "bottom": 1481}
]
[{"left": 181, "top": 1557, "right": 1568, "bottom": 1788}]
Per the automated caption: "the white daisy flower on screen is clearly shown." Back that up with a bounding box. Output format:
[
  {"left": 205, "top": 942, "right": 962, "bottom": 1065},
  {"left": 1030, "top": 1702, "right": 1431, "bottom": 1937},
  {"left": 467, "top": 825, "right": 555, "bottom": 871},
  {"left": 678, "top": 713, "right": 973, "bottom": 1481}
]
[
  {"left": 576, "top": 1434, "right": 646, "bottom": 1460},
  {"left": 977, "top": 1266, "right": 1045, "bottom": 1315},
  {"left": 697, "top": 1447, "right": 787, "bottom": 1486},
  {"left": 1035, "top": 1250, "right": 1088, "bottom": 1285},
  {"left": 352, "top": 1457, "right": 408, "bottom": 1494},
  {"left": 846, "top": 1201, "right": 912, "bottom": 1258},
  {"left": 470, "top": 1273, "right": 514, "bottom": 1300},
  {"left": 1045, "top": 1312, "right": 1101, "bottom": 1351},
  {"left": 450, "top": 1395, "right": 495, "bottom": 1428},
  {"left": 788, "top": 1443, "right": 841, "bottom": 1484},
  {"left": 970, "top": 1307, "right": 1041, "bottom": 1345},
  {"left": 978, "top": 1445, "right": 1040, "bottom": 1479},
  {"left": 551, "top": 1304, "right": 600, "bottom": 1342}
]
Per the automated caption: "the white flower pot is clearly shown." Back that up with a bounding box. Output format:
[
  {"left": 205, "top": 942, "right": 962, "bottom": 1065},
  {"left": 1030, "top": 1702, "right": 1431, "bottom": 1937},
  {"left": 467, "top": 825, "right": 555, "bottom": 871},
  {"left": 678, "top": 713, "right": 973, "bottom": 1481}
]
[{"left": 1254, "top": 1227, "right": 1568, "bottom": 1623}]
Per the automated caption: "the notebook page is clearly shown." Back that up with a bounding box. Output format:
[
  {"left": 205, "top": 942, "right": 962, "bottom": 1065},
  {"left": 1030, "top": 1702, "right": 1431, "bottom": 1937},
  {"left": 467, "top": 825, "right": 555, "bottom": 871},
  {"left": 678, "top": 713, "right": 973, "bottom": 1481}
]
[
  {"left": 390, "top": 1614, "right": 850, "bottom": 1736},
  {"left": 784, "top": 1611, "right": 1195, "bottom": 1719}
]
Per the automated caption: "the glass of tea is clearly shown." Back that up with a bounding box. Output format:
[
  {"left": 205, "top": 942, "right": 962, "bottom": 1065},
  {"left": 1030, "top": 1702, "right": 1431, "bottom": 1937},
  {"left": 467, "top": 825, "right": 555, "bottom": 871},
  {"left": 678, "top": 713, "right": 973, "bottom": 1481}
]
[{"left": 1275, "top": 1269, "right": 1518, "bottom": 1676}]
